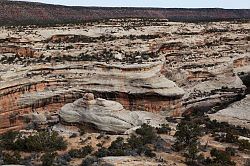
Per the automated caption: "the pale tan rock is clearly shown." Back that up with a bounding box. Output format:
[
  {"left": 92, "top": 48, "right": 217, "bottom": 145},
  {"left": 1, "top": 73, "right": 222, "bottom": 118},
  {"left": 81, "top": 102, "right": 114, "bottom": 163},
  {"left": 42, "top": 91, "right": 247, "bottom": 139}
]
[
  {"left": 59, "top": 94, "right": 167, "bottom": 133},
  {"left": 99, "top": 156, "right": 167, "bottom": 166},
  {"left": 209, "top": 95, "right": 250, "bottom": 129}
]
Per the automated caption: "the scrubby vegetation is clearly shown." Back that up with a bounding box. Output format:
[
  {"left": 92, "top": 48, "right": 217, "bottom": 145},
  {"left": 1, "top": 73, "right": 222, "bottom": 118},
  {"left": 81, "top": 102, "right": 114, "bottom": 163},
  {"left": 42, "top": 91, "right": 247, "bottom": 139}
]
[
  {"left": 173, "top": 120, "right": 202, "bottom": 151},
  {"left": 209, "top": 148, "right": 236, "bottom": 166},
  {"left": 94, "top": 123, "right": 169, "bottom": 158},
  {"left": 1, "top": 151, "right": 22, "bottom": 165},
  {"left": 1, "top": 112, "right": 250, "bottom": 166},
  {"left": 156, "top": 123, "right": 171, "bottom": 134},
  {"left": 172, "top": 112, "right": 250, "bottom": 166},
  {"left": 68, "top": 146, "right": 93, "bottom": 158},
  {"left": 41, "top": 152, "right": 58, "bottom": 166},
  {"left": 0, "top": 123, "right": 170, "bottom": 165},
  {"left": 185, "top": 114, "right": 250, "bottom": 152},
  {"left": 0, "top": 130, "right": 67, "bottom": 152}
]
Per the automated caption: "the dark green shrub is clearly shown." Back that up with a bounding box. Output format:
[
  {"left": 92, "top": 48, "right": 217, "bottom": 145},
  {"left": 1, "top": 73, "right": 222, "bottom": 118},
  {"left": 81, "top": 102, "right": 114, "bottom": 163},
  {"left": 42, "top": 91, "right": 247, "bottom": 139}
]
[
  {"left": 225, "top": 147, "right": 236, "bottom": 156},
  {"left": 96, "top": 143, "right": 102, "bottom": 147},
  {"left": 68, "top": 145, "right": 93, "bottom": 158},
  {"left": 68, "top": 149, "right": 79, "bottom": 158},
  {"left": 41, "top": 152, "right": 58, "bottom": 166},
  {"left": 156, "top": 124, "right": 171, "bottom": 134},
  {"left": 135, "top": 123, "right": 157, "bottom": 144},
  {"left": 0, "top": 131, "right": 67, "bottom": 152},
  {"left": 142, "top": 147, "right": 156, "bottom": 158},
  {"left": 94, "top": 147, "right": 109, "bottom": 158},
  {"left": 107, "top": 137, "right": 127, "bottom": 156},
  {"left": 79, "top": 127, "right": 86, "bottom": 136},
  {"left": 81, "top": 156, "right": 98, "bottom": 166},
  {"left": 238, "top": 139, "right": 250, "bottom": 151},
  {"left": 2, "top": 151, "right": 21, "bottom": 165},
  {"left": 94, "top": 124, "right": 160, "bottom": 158},
  {"left": 127, "top": 134, "right": 143, "bottom": 149},
  {"left": 173, "top": 122, "right": 202, "bottom": 151},
  {"left": 19, "top": 131, "right": 67, "bottom": 152},
  {"left": 214, "top": 132, "right": 239, "bottom": 144},
  {"left": 210, "top": 148, "right": 236, "bottom": 166},
  {"left": 184, "top": 143, "right": 199, "bottom": 164},
  {"left": 0, "top": 131, "right": 19, "bottom": 150}
]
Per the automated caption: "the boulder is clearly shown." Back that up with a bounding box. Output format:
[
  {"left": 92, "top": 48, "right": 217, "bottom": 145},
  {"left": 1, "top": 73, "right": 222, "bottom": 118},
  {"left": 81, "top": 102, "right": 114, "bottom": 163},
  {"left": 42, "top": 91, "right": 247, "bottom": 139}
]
[{"left": 59, "top": 93, "right": 167, "bottom": 133}]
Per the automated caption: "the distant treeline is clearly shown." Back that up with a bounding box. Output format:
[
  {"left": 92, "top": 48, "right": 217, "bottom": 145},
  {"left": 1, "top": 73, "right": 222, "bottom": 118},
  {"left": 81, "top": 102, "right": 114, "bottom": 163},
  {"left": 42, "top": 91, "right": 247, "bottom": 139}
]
[{"left": 0, "top": 1, "right": 250, "bottom": 26}]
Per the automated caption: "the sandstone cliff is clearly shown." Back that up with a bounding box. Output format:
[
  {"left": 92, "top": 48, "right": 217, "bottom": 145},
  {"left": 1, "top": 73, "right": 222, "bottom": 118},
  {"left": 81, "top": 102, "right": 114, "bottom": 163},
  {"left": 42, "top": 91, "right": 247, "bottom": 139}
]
[{"left": 0, "top": 19, "right": 249, "bottom": 133}]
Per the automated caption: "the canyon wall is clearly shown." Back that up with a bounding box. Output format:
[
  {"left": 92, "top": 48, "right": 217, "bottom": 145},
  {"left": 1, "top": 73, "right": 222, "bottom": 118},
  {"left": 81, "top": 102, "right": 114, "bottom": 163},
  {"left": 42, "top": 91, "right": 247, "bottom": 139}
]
[
  {"left": 0, "top": 19, "right": 249, "bottom": 133},
  {"left": 0, "top": 60, "right": 184, "bottom": 133}
]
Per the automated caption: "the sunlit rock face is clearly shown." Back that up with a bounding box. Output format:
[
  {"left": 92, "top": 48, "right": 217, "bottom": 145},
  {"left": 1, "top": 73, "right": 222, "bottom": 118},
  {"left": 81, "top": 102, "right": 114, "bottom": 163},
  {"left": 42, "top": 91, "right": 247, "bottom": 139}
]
[
  {"left": 209, "top": 95, "right": 250, "bottom": 129},
  {"left": 234, "top": 54, "right": 250, "bottom": 93},
  {"left": 59, "top": 93, "right": 167, "bottom": 133},
  {"left": 0, "top": 60, "right": 184, "bottom": 134}
]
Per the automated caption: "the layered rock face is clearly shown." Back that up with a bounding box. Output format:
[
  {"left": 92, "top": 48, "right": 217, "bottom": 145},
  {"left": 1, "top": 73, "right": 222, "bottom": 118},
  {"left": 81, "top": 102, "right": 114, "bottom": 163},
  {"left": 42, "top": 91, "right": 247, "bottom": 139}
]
[
  {"left": 0, "top": 60, "right": 184, "bottom": 133},
  {"left": 209, "top": 54, "right": 250, "bottom": 128},
  {"left": 160, "top": 23, "right": 249, "bottom": 112},
  {"left": 59, "top": 93, "right": 167, "bottom": 133},
  {"left": 0, "top": 19, "right": 249, "bottom": 133},
  {"left": 0, "top": 21, "right": 186, "bottom": 133}
]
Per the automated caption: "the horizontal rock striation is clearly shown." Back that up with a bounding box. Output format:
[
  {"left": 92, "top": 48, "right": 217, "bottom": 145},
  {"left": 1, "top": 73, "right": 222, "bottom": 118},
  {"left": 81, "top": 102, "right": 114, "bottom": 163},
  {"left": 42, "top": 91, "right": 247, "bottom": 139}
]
[
  {"left": 159, "top": 22, "right": 249, "bottom": 113},
  {"left": 0, "top": 19, "right": 249, "bottom": 133},
  {"left": 0, "top": 59, "right": 184, "bottom": 133}
]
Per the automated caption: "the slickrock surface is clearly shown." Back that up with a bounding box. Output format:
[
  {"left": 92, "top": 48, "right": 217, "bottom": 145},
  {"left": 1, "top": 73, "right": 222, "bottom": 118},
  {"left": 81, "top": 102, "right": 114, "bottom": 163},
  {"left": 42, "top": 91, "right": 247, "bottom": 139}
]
[
  {"left": 0, "top": 19, "right": 249, "bottom": 133},
  {"left": 99, "top": 156, "right": 169, "bottom": 166},
  {"left": 209, "top": 95, "right": 250, "bottom": 129},
  {"left": 234, "top": 53, "right": 250, "bottom": 93},
  {"left": 59, "top": 93, "right": 167, "bottom": 133}
]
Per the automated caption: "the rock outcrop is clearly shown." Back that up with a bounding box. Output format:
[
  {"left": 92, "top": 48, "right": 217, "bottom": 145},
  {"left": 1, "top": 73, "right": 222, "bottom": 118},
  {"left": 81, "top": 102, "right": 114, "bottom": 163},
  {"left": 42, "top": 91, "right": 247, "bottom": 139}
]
[
  {"left": 209, "top": 95, "right": 250, "bottom": 129},
  {"left": 234, "top": 53, "right": 250, "bottom": 93},
  {"left": 59, "top": 93, "right": 167, "bottom": 133},
  {"left": 160, "top": 23, "right": 249, "bottom": 113},
  {"left": 0, "top": 58, "right": 184, "bottom": 133},
  {"left": 0, "top": 46, "right": 34, "bottom": 57}
]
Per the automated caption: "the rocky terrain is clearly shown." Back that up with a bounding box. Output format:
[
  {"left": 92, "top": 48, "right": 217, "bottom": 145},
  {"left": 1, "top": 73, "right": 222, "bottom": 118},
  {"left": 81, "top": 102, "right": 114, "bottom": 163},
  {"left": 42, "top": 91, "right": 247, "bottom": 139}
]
[
  {"left": 0, "top": 1, "right": 250, "bottom": 26},
  {"left": 209, "top": 95, "right": 250, "bottom": 129},
  {"left": 0, "top": 18, "right": 249, "bottom": 134},
  {"left": 0, "top": 13, "right": 250, "bottom": 165}
]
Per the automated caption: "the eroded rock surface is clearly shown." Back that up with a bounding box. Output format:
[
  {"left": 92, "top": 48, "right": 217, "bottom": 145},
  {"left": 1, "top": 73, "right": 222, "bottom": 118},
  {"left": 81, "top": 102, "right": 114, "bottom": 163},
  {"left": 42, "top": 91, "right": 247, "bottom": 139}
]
[
  {"left": 0, "top": 59, "right": 183, "bottom": 133},
  {"left": 234, "top": 53, "right": 250, "bottom": 93},
  {"left": 0, "top": 19, "right": 249, "bottom": 133},
  {"left": 59, "top": 93, "right": 167, "bottom": 133},
  {"left": 209, "top": 95, "right": 250, "bottom": 129}
]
